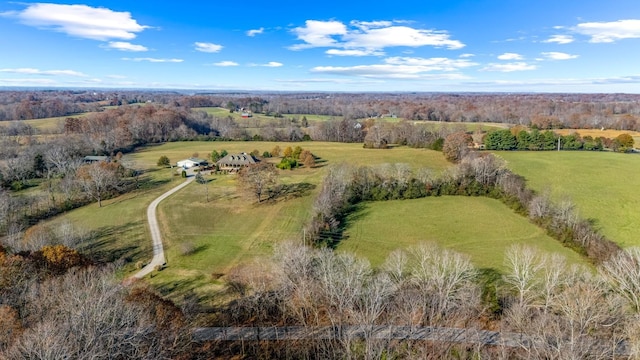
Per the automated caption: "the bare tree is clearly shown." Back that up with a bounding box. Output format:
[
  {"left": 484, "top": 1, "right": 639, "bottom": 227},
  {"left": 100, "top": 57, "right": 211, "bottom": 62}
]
[
  {"left": 600, "top": 247, "right": 640, "bottom": 313},
  {"left": 75, "top": 161, "right": 123, "bottom": 207},
  {"left": 503, "top": 245, "right": 544, "bottom": 308},
  {"left": 3, "top": 266, "right": 187, "bottom": 359},
  {"left": 236, "top": 162, "right": 278, "bottom": 203}
]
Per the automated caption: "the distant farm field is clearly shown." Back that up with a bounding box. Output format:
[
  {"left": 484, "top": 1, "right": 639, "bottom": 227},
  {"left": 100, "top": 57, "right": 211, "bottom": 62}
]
[
  {"left": 554, "top": 128, "right": 640, "bottom": 147},
  {"left": 496, "top": 151, "right": 640, "bottom": 247},
  {"left": 339, "top": 197, "right": 586, "bottom": 271},
  {"left": 0, "top": 116, "right": 67, "bottom": 133}
]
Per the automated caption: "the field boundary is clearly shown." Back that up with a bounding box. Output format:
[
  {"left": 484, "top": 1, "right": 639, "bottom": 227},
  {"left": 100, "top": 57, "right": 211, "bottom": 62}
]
[{"left": 193, "top": 325, "right": 630, "bottom": 355}]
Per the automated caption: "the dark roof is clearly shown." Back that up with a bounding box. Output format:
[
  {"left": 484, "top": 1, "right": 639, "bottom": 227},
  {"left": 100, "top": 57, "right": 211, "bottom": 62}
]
[
  {"left": 216, "top": 153, "right": 257, "bottom": 166},
  {"left": 83, "top": 155, "right": 109, "bottom": 162}
]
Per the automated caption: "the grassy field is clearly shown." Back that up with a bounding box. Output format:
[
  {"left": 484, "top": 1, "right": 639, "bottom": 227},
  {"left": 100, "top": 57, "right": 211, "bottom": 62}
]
[
  {"left": 130, "top": 142, "right": 452, "bottom": 299},
  {"left": 41, "top": 167, "right": 183, "bottom": 275},
  {"left": 339, "top": 197, "right": 586, "bottom": 271},
  {"left": 496, "top": 151, "right": 640, "bottom": 248},
  {"left": 127, "top": 141, "right": 451, "bottom": 171},
  {"left": 34, "top": 142, "right": 450, "bottom": 299},
  {"left": 0, "top": 116, "right": 68, "bottom": 133}
]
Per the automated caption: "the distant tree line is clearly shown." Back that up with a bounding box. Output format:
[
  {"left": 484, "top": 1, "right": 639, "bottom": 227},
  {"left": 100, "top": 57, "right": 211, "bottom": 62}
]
[{"left": 4, "top": 90, "right": 640, "bottom": 131}]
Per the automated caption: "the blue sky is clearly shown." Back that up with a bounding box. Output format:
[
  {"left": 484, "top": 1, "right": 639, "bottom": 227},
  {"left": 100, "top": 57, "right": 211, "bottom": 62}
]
[{"left": 1, "top": 0, "right": 640, "bottom": 92}]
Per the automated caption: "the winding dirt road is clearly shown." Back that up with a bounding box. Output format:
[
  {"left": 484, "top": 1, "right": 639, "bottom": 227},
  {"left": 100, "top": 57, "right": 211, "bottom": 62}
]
[{"left": 132, "top": 176, "right": 194, "bottom": 279}]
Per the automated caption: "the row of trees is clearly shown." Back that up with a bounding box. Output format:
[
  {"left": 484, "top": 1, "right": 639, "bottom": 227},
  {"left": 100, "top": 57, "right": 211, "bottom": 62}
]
[
  {"left": 211, "top": 240, "right": 640, "bottom": 359},
  {"left": 0, "top": 158, "right": 130, "bottom": 246},
  {"left": 483, "top": 128, "right": 634, "bottom": 152}
]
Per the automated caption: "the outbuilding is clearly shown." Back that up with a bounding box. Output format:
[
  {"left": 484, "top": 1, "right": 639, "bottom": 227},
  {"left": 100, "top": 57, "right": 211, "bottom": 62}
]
[{"left": 176, "top": 157, "right": 208, "bottom": 169}]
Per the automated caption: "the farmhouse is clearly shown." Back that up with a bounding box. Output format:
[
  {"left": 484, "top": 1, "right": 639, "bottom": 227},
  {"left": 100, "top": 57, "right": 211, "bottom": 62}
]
[
  {"left": 216, "top": 152, "right": 257, "bottom": 172},
  {"left": 177, "top": 157, "right": 208, "bottom": 169}
]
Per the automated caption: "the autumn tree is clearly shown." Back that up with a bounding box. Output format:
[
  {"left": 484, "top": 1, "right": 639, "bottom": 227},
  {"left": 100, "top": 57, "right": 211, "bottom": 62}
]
[
  {"left": 271, "top": 145, "right": 281, "bottom": 157},
  {"left": 237, "top": 162, "right": 278, "bottom": 202},
  {"left": 76, "top": 161, "right": 124, "bottom": 207},
  {"left": 442, "top": 131, "right": 472, "bottom": 162},
  {"left": 613, "top": 133, "right": 635, "bottom": 152},
  {"left": 283, "top": 146, "right": 293, "bottom": 158},
  {"left": 303, "top": 152, "right": 316, "bottom": 168}
]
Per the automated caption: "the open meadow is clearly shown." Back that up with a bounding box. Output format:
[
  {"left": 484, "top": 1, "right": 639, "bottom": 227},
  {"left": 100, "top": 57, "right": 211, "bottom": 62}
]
[
  {"left": 339, "top": 196, "right": 586, "bottom": 270},
  {"left": 496, "top": 150, "right": 640, "bottom": 248}
]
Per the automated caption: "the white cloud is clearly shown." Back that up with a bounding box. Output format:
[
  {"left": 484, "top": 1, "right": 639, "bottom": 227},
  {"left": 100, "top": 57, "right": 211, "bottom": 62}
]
[
  {"left": 541, "top": 52, "right": 579, "bottom": 60},
  {"left": 106, "top": 41, "right": 148, "bottom": 52},
  {"left": 212, "top": 61, "right": 239, "bottom": 67},
  {"left": 543, "top": 34, "right": 574, "bottom": 44},
  {"left": 257, "top": 62, "right": 283, "bottom": 67},
  {"left": 311, "top": 65, "right": 469, "bottom": 80},
  {"left": 0, "top": 68, "right": 87, "bottom": 76},
  {"left": 310, "top": 56, "right": 476, "bottom": 79},
  {"left": 290, "top": 19, "right": 464, "bottom": 54},
  {"left": 344, "top": 26, "right": 465, "bottom": 50},
  {"left": 4, "top": 3, "right": 147, "bottom": 41},
  {"left": 459, "top": 53, "right": 475, "bottom": 58},
  {"left": 246, "top": 27, "right": 264, "bottom": 37},
  {"left": 195, "top": 42, "right": 223, "bottom": 53},
  {"left": 384, "top": 57, "right": 477, "bottom": 70},
  {"left": 481, "top": 62, "right": 537, "bottom": 72},
  {"left": 575, "top": 19, "right": 640, "bottom": 43},
  {"left": 350, "top": 20, "right": 393, "bottom": 30},
  {"left": 326, "top": 49, "right": 384, "bottom": 56},
  {"left": 290, "top": 20, "right": 347, "bottom": 49},
  {"left": 121, "top": 57, "right": 183, "bottom": 63},
  {"left": 497, "top": 53, "right": 523, "bottom": 60}
]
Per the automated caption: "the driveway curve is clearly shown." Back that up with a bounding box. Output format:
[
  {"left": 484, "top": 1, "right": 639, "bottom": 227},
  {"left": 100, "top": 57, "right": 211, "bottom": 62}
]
[{"left": 132, "top": 176, "right": 195, "bottom": 279}]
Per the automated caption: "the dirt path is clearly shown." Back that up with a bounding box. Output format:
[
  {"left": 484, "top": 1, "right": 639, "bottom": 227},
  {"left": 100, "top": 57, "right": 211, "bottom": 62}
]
[{"left": 132, "top": 176, "right": 195, "bottom": 279}]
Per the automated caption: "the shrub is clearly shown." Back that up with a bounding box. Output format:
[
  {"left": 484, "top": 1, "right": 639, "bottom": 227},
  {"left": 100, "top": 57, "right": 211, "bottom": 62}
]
[{"left": 276, "top": 158, "right": 298, "bottom": 170}]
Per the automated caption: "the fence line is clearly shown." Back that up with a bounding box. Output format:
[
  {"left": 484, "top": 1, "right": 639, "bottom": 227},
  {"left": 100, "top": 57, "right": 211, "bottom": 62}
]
[{"left": 193, "top": 325, "right": 630, "bottom": 356}]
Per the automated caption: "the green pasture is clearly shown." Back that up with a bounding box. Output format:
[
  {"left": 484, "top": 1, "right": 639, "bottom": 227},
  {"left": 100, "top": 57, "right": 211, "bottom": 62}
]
[
  {"left": 340, "top": 196, "right": 586, "bottom": 271},
  {"left": 41, "top": 167, "right": 183, "bottom": 274},
  {"left": 0, "top": 116, "right": 67, "bottom": 133},
  {"left": 128, "top": 142, "right": 451, "bottom": 299},
  {"left": 127, "top": 141, "right": 451, "bottom": 172},
  {"left": 496, "top": 151, "right": 640, "bottom": 247},
  {"left": 33, "top": 142, "right": 449, "bottom": 298}
]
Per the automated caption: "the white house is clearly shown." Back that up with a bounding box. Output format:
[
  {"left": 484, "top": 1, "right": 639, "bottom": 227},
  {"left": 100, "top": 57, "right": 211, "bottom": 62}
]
[{"left": 176, "top": 157, "right": 208, "bottom": 169}]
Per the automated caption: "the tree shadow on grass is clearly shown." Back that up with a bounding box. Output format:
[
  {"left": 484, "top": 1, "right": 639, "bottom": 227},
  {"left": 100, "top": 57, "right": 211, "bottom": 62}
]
[
  {"left": 153, "top": 273, "right": 218, "bottom": 305},
  {"left": 268, "top": 182, "right": 316, "bottom": 202},
  {"left": 180, "top": 243, "right": 209, "bottom": 256},
  {"left": 81, "top": 221, "right": 146, "bottom": 264},
  {"left": 322, "top": 202, "right": 370, "bottom": 249}
]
